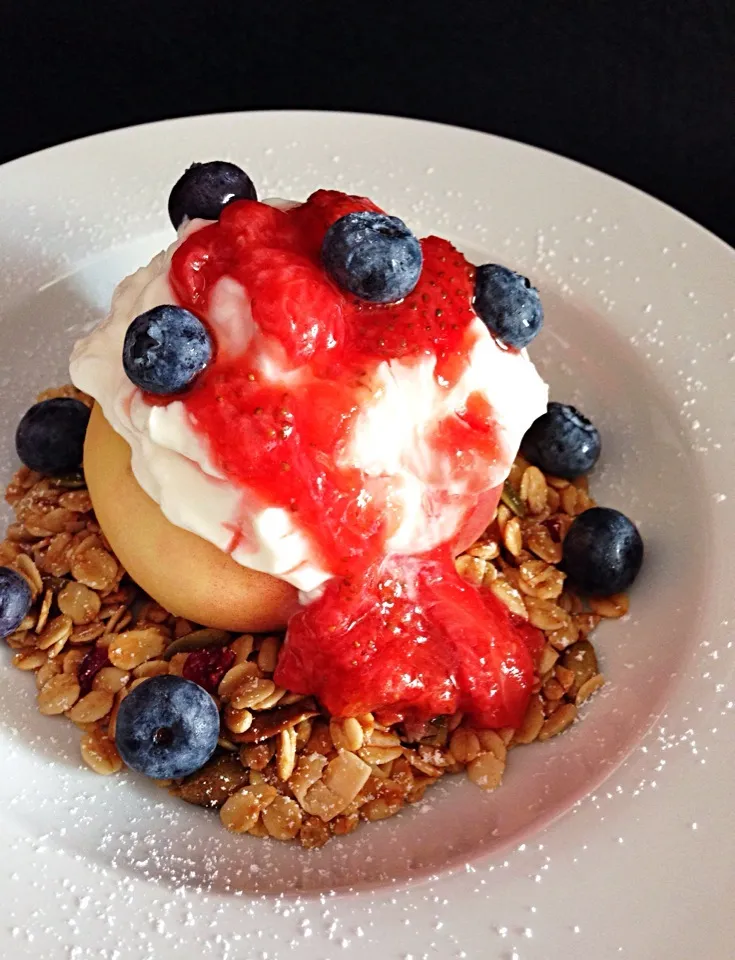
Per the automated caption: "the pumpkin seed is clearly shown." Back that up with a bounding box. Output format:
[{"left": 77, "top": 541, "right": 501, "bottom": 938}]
[
  {"left": 560, "top": 639, "right": 599, "bottom": 696},
  {"left": 163, "top": 628, "right": 232, "bottom": 658},
  {"left": 500, "top": 480, "right": 526, "bottom": 518}
]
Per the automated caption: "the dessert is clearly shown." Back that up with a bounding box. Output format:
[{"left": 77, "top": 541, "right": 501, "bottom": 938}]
[{"left": 0, "top": 161, "right": 643, "bottom": 846}]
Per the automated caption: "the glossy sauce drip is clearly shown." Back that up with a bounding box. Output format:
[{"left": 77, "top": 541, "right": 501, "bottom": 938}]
[
  {"left": 169, "top": 190, "right": 540, "bottom": 726},
  {"left": 278, "top": 546, "right": 543, "bottom": 728}
]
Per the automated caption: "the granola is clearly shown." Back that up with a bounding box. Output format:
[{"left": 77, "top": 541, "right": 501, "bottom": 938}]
[{"left": 1, "top": 387, "right": 618, "bottom": 848}]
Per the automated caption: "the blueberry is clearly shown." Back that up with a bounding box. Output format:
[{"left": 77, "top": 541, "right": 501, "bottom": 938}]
[
  {"left": 562, "top": 507, "right": 643, "bottom": 596},
  {"left": 322, "top": 211, "right": 422, "bottom": 303},
  {"left": 0, "top": 567, "right": 32, "bottom": 638},
  {"left": 123, "top": 305, "right": 212, "bottom": 395},
  {"left": 521, "top": 402, "right": 601, "bottom": 479},
  {"left": 15, "top": 398, "right": 90, "bottom": 475},
  {"left": 474, "top": 264, "right": 543, "bottom": 348},
  {"left": 168, "top": 161, "right": 257, "bottom": 229},
  {"left": 114, "top": 674, "right": 220, "bottom": 779}
]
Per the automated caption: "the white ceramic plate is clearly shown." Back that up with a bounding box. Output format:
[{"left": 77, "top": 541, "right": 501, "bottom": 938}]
[{"left": 0, "top": 111, "right": 733, "bottom": 960}]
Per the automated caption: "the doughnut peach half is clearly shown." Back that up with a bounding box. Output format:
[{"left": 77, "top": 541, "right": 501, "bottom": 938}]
[{"left": 83, "top": 404, "right": 299, "bottom": 632}]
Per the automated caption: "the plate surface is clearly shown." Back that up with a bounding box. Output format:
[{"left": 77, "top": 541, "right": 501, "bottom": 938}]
[{"left": 0, "top": 111, "right": 733, "bottom": 959}]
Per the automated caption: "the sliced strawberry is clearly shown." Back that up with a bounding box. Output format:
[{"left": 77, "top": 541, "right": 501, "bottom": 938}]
[
  {"left": 232, "top": 248, "right": 345, "bottom": 364},
  {"left": 170, "top": 223, "right": 229, "bottom": 311},
  {"left": 186, "top": 366, "right": 388, "bottom": 574},
  {"left": 218, "top": 199, "right": 297, "bottom": 251},
  {"left": 168, "top": 189, "right": 534, "bottom": 728},
  {"left": 275, "top": 548, "right": 536, "bottom": 728},
  {"left": 344, "top": 236, "right": 476, "bottom": 373}
]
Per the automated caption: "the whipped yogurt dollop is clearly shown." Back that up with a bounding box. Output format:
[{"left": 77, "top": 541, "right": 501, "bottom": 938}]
[{"left": 70, "top": 205, "right": 548, "bottom": 594}]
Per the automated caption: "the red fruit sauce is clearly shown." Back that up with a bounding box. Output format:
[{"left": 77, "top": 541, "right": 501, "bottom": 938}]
[{"left": 169, "top": 190, "right": 541, "bottom": 728}]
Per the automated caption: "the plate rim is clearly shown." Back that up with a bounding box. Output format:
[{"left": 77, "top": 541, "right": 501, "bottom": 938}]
[{"left": 3, "top": 108, "right": 734, "bottom": 262}]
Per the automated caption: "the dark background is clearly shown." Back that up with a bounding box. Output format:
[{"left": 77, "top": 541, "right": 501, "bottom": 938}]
[{"left": 1, "top": 1, "right": 733, "bottom": 245}]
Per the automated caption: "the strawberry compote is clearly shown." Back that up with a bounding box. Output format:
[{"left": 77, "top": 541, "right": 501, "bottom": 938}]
[{"left": 169, "top": 190, "right": 543, "bottom": 728}]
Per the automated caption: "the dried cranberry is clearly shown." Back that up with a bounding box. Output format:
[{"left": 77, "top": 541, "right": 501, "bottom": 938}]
[
  {"left": 182, "top": 647, "right": 236, "bottom": 695},
  {"left": 78, "top": 646, "right": 111, "bottom": 695},
  {"left": 545, "top": 515, "right": 567, "bottom": 542}
]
